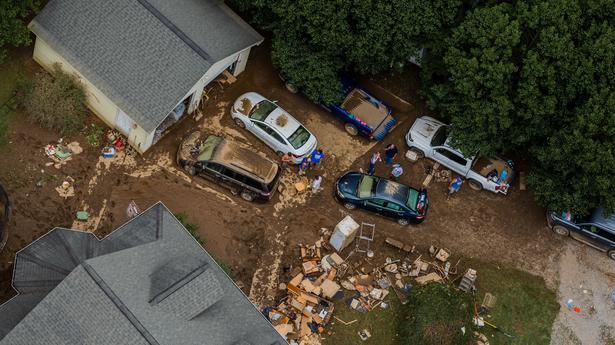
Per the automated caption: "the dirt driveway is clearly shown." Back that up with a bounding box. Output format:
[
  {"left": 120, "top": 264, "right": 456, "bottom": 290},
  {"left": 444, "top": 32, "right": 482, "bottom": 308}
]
[{"left": 1, "top": 44, "right": 613, "bottom": 344}]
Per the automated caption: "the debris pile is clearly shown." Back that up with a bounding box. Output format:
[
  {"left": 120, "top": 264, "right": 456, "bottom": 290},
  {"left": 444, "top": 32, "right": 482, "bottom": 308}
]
[
  {"left": 44, "top": 140, "right": 82, "bottom": 168},
  {"left": 264, "top": 216, "right": 480, "bottom": 343}
]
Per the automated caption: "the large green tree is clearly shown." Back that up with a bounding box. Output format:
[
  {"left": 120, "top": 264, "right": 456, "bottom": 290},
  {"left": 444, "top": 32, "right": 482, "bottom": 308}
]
[
  {"left": 232, "top": 0, "right": 461, "bottom": 104},
  {"left": 424, "top": 0, "right": 615, "bottom": 214},
  {"left": 0, "top": 0, "right": 40, "bottom": 62}
]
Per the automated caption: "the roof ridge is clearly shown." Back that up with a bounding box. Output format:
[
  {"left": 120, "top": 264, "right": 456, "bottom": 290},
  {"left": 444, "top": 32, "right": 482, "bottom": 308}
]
[
  {"left": 81, "top": 262, "right": 160, "bottom": 345},
  {"left": 136, "top": 0, "right": 212, "bottom": 62}
]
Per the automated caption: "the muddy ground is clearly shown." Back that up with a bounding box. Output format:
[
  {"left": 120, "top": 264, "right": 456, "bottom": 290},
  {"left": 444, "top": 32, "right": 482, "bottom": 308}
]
[{"left": 1, "top": 44, "right": 613, "bottom": 344}]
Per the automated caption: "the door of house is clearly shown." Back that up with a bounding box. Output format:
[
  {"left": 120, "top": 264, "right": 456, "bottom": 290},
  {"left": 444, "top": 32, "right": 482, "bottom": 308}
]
[{"left": 115, "top": 109, "right": 133, "bottom": 136}]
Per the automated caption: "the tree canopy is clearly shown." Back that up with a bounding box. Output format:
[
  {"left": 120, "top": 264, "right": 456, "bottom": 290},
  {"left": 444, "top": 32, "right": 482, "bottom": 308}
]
[
  {"left": 233, "top": 0, "right": 615, "bottom": 215},
  {"left": 232, "top": 0, "right": 460, "bottom": 104},
  {"left": 0, "top": 0, "right": 40, "bottom": 62},
  {"left": 423, "top": 0, "right": 615, "bottom": 214}
]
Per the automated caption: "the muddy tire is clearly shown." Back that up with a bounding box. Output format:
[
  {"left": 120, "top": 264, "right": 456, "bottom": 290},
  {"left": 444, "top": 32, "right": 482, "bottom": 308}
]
[
  {"left": 468, "top": 179, "right": 482, "bottom": 191},
  {"left": 407, "top": 148, "right": 424, "bottom": 162},
  {"left": 344, "top": 123, "right": 359, "bottom": 136},
  {"left": 552, "top": 225, "right": 570, "bottom": 236},
  {"left": 285, "top": 82, "right": 298, "bottom": 94},
  {"left": 344, "top": 202, "right": 356, "bottom": 210},
  {"left": 240, "top": 191, "right": 254, "bottom": 202},
  {"left": 234, "top": 117, "right": 246, "bottom": 128},
  {"left": 608, "top": 250, "right": 615, "bottom": 261},
  {"left": 185, "top": 164, "right": 196, "bottom": 176},
  {"left": 397, "top": 218, "right": 409, "bottom": 226}
]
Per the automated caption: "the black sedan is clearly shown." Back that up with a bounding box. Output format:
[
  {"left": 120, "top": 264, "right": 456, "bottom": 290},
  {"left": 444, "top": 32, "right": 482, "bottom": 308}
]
[{"left": 335, "top": 171, "right": 428, "bottom": 225}]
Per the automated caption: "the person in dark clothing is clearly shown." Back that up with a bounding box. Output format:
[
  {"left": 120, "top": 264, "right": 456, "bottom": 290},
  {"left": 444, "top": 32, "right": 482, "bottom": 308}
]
[{"left": 384, "top": 144, "right": 398, "bottom": 165}]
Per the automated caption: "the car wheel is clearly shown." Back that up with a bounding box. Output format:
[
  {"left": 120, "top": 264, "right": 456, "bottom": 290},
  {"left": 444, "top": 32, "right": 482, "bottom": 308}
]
[
  {"left": 407, "top": 148, "right": 424, "bottom": 162},
  {"left": 185, "top": 164, "right": 196, "bottom": 176},
  {"left": 397, "top": 218, "right": 409, "bottom": 226},
  {"left": 468, "top": 179, "right": 482, "bottom": 191},
  {"left": 344, "top": 123, "right": 359, "bottom": 136},
  {"left": 608, "top": 250, "right": 615, "bottom": 261},
  {"left": 552, "top": 225, "right": 570, "bottom": 236},
  {"left": 285, "top": 82, "right": 298, "bottom": 94},
  {"left": 344, "top": 202, "right": 356, "bottom": 210},
  {"left": 240, "top": 191, "right": 254, "bottom": 202},
  {"left": 234, "top": 118, "right": 246, "bottom": 128}
]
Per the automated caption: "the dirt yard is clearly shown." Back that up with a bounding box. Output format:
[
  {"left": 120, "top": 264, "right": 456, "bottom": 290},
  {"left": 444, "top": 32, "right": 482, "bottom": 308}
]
[{"left": 1, "top": 44, "right": 613, "bottom": 344}]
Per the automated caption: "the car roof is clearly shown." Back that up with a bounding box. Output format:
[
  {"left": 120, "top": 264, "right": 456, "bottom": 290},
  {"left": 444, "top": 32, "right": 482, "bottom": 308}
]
[
  {"left": 263, "top": 107, "right": 301, "bottom": 138},
  {"left": 375, "top": 179, "right": 411, "bottom": 204},
  {"left": 210, "top": 137, "right": 278, "bottom": 182},
  {"left": 590, "top": 208, "right": 615, "bottom": 231}
]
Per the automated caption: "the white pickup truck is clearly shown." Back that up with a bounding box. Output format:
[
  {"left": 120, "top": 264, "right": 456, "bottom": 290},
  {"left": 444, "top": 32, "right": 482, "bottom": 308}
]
[{"left": 405, "top": 116, "right": 514, "bottom": 195}]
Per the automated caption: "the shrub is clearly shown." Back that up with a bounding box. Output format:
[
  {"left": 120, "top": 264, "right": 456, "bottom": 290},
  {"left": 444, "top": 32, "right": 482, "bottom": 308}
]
[
  {"left": 22, "top": 63, "right": 86, "bottom": 136},
  {"left": 84, "top": 123, "right": 105, "bottom": 147}
]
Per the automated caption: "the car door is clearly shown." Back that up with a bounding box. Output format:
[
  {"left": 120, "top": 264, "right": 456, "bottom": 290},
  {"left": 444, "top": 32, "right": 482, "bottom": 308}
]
[
  {"left": 432, "top": 147, "right": 469, "bottom": 175},
  {"left": 364, "top": 198, "right": 388, "bottom": 215},
  {"left": 251, "top": 121, "right": 279, "bottom": 150},
  {"left": 571, "top": 224, "right": 615, "bottom": 251},
  {"left": 382, "top": 201, "right": 407, "bottom": 219},
  {"left": 204, "top": 163, "right": 236, "bottom": 191}
]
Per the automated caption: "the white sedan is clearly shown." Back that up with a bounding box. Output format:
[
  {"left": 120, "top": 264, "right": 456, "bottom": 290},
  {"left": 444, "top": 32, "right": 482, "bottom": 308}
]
[{"left": 231, "top": 92, "right": 317, "bottom": 164}]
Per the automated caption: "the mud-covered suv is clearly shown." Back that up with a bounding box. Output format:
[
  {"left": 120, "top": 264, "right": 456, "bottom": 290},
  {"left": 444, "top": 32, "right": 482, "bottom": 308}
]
[{"left": 177, "top": 132, "right": 281, "bottom": 202}]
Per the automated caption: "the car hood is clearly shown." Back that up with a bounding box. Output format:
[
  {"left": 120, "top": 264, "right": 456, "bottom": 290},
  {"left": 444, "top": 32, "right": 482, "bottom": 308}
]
[
  {"left": 233, "top": 92, "right": 267, "bottom": 115},
  {"left": 410, "top": 116, "right": 445, "bottom": 143},
  {"left": 337, "top": 172, "right": 362, "bottom": 195}
]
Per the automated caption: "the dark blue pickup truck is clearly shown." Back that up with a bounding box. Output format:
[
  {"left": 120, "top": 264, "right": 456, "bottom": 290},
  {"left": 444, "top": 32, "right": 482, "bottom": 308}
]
[
  {"left": 279, "top": 73, "right": 396, "bottom": 140},
  {"left": 323, "top": 78, "right": 396, "bottom": 140}
]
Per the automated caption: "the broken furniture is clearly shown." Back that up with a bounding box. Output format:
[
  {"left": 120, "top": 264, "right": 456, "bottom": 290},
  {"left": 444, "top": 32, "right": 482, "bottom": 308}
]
[{"left": 355, "top": 222, "right": 375, "bottom": 255}]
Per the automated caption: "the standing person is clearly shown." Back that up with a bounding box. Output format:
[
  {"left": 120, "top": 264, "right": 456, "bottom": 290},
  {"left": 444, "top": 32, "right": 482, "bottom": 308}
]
[
  {"left": 448, "top": 175, "right": 463, "bottom": 198},
  {"left": 299, "top": 156, "right": 311, "bottom": 175},
  {"left": 367, "top": 152, "right": 381, "bottom": 175},
  {"left": 384, "top": 144, "right": 398, "bottom": 165},
  {"left": 311, "top": 175, "right": 323, "bottom": 193},
  {"left": 311, "top": 149, "right": 325, "bottom": 168},
  {"left": 281, "top": 152, "right": 292, "bottom": 169},
  {"left": 390, "top": 164, "right": 403, "bottom": 181}
]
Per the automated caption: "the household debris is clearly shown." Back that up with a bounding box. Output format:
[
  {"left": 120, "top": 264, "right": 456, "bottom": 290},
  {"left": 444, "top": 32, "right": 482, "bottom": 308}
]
[
  {"left": 329, "top": 215, "right": 359, "bottom": 252},
  {"left": 459, "top": 268, "right": 477, "bottom": 293},
  {"left": 44, "top": 140, "right": 83, "bottom": 168},
  {"left": 358, "top": 329, "right": 371, "bottom": 341},
  {"left": 55, "top": 177, "right": 75, "bottom": 199}
]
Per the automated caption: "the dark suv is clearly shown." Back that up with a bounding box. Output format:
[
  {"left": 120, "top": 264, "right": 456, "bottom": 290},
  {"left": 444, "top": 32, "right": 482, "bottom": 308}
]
[
  {"left": 547, "top": 209, "right": 615, "bottom": 260},
  {"left": 177, "top": 132, "right": 281, "bottom": 202},
  {"left": 335, "top": 171, "right": 428, "bottom": 225}
]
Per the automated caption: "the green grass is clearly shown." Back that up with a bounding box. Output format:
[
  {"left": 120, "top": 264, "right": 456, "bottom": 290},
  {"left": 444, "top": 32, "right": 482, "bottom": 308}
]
[
  {"left": 472, "top": 261, "right": 559, "bottom": 345},
  {"left": 0, "top": 51, "right": 24, "bottom": 146},
  {"left": 325, "top": 291, "right": 406, "bottom": 345},
  {"left": 324, "top": 261, "right": 559, "bottom": 345},
  {"left": 174, "top": 212, "right": 233, "bottom": 276}
]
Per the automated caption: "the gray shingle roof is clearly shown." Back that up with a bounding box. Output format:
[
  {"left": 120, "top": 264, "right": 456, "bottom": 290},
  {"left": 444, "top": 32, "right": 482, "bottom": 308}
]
[
  {"left": 29, "top": 0, "right": 263, "bottom": 133},
  {"left": 0, "top": 203, "right": 285, "bottom": 345}
]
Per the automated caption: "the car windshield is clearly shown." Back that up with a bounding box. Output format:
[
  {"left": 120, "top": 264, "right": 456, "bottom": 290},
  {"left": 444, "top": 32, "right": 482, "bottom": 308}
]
[
  {"left": 357, "top": 175, "right": 376, "bottom": 198},
  {"left": 287, "top": 126, "right": 311, "bottom": 149},
  {"left": 406, "top": 189, "right": 419, "bottom": 211},
  {"left": 249, "top": 100, "right": 277, "bottom": 121},
  {"left": 431, "top": 126, "right": 448, "bottom": 147}
]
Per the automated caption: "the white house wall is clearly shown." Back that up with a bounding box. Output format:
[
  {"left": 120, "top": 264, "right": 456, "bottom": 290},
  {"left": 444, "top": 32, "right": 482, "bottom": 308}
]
[
  {"left": 32, "top": 36, "right": 152, "bottom": 153},
  {"left": 183, "top": 47, "right": 253, "bottom": 113}
]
